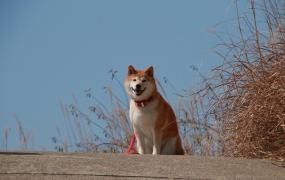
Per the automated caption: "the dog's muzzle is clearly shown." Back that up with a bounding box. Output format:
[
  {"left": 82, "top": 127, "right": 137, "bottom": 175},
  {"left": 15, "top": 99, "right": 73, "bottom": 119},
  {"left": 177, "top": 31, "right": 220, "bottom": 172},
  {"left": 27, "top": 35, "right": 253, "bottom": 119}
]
[{"left": 131, "top": 87, "right": 145, "bottom": 96}]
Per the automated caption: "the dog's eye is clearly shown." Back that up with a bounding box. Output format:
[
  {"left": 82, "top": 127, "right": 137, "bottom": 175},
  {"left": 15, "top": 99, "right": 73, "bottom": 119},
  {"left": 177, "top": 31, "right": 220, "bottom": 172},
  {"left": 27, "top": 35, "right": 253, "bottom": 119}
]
[
  {"left": 133, "top": 79, "right": 136, "bottom": 82},
  {"left": 142, "top": 79, "right": 146, "bottom": 83}
]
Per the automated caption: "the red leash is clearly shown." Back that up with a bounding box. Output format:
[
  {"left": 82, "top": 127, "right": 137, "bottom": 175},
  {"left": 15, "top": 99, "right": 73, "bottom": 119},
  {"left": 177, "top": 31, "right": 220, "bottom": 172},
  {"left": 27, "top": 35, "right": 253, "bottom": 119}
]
[
  {"left": 125, "top": 134, "right": 138, "bottom": 154},
  {"left": 125, "top": 97, "right": 152, "bottom": 154}
]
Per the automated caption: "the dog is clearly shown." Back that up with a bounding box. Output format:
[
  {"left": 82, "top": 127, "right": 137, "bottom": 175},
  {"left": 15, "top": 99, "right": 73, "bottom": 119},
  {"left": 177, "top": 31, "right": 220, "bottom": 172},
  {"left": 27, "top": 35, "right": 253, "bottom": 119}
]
[{"left": 124, "top": 65, "right": 184, "bottom": 155}]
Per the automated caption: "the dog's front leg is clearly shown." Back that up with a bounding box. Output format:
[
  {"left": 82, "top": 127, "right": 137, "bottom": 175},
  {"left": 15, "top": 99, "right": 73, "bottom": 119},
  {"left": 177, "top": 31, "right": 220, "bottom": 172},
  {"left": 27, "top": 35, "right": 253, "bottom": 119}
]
[
  {"left": 134, "top": 128, "right": 145, "bottom": 154},
  {"left": 152, "top": 129, "right": 161, "bottom": 155}
]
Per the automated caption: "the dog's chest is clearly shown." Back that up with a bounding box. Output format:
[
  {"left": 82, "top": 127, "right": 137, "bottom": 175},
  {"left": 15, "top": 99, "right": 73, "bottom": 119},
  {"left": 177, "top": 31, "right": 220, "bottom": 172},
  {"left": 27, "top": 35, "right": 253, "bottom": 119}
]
[{"left": 130, "top": 102, "right": 158, "bottom": 131}]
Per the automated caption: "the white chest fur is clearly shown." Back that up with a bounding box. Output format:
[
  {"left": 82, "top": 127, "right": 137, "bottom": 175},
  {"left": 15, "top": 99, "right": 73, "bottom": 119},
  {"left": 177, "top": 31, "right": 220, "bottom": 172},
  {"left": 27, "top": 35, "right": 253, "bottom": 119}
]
[{"left": 129, "top": 100, "right": 158, "bottom": 139}]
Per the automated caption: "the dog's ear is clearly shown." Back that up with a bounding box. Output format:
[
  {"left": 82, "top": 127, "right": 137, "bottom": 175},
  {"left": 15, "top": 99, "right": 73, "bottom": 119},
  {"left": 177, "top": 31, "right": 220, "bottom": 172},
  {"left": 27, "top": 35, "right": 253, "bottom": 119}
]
[
  {"left": 128, "top": 65, "right": 137, "bottom": 75},
  {"left": 145, "top": 66, "right": 154, "bottom": 77}
]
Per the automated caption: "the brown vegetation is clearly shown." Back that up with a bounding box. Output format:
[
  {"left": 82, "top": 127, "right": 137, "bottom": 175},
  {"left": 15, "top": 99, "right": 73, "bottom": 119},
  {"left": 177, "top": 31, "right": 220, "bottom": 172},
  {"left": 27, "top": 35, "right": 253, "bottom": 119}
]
[{"left": 205, "top": 0, "right": 285, "bottom": 159}]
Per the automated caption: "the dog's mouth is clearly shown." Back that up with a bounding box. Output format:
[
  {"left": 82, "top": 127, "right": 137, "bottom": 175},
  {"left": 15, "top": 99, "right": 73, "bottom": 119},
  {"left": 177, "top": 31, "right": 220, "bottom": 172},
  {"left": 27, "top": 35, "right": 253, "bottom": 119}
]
[{"left": 131, "top": 87, "right": 146, "bottom": 96}]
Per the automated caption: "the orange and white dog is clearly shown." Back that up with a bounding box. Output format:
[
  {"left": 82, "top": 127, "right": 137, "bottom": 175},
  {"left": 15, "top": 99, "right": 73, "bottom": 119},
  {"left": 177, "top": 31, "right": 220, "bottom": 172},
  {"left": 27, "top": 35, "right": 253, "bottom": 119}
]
[{"left": 124, "top": 65, "right": 184, "bottom": 155}]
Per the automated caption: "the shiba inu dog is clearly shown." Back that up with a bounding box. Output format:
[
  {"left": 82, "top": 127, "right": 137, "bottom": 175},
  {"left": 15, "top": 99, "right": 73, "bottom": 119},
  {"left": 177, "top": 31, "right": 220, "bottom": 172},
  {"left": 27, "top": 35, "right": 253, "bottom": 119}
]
[{"left": 124, "top": 65, "right": 184, "bottom": 155}]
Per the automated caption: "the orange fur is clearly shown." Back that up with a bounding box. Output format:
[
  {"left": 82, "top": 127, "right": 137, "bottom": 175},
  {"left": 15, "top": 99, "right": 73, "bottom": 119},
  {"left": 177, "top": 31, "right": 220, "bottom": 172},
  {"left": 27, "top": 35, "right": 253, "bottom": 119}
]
[{"left": 124, "top": 65, "right": 184, "bottom": 155}]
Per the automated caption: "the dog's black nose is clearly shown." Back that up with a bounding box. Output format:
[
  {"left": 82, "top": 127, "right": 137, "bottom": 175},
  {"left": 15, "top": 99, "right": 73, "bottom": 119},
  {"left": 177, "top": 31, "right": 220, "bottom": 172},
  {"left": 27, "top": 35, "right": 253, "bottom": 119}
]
[{"left": 136, "top": 84, "right": 141, "bottom": 89}]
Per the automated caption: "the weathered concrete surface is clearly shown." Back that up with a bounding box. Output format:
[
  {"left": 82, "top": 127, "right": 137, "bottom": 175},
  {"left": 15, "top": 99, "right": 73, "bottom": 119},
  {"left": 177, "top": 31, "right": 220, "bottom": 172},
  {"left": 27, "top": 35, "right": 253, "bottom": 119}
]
[{"left": 0, "top": 152, "right": 284, "bottom": 180}]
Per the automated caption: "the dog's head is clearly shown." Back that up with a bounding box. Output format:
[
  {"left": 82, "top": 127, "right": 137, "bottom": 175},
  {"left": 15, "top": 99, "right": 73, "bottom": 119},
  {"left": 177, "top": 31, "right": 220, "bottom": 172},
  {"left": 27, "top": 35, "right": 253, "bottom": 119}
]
[{"left": 124, "top": 65, "right": 156, "bottom": 101}]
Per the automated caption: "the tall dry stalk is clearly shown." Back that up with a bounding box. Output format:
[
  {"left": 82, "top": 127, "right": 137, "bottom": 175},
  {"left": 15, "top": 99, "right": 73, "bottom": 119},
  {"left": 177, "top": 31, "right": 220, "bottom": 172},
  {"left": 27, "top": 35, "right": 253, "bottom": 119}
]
[
  {"left": 2, "top": 127, "right": 10, "bottom": 151},
  {"left": 14, "top": 114, "right": 30, "bottom": 151}
]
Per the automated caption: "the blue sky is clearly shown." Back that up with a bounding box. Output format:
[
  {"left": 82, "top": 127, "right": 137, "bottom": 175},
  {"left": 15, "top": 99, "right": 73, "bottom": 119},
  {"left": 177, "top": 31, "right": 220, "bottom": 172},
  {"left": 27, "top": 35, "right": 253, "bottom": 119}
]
[{"left": 0, "top": 0, "right": 247, "bottom": 150}]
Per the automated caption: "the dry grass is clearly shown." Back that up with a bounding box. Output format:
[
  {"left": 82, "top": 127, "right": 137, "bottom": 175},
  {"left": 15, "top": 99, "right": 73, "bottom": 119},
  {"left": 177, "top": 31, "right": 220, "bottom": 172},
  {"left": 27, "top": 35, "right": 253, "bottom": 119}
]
[
  {"left": 53, "top": 73, "right": 133, "bottom": 153},
  {"left": 204, "top": 0, "right": 285, "bottom": 159},
  {"left": 223, "top": 57, "right": 285, "bottom": 159},
  {"left": 173, "top": 90, "right": 221, "bottom": 155}
]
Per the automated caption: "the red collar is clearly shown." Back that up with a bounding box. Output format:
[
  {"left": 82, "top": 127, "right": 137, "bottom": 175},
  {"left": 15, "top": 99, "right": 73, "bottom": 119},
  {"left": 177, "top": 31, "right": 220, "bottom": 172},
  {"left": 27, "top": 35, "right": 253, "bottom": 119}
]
[{"left": 135, "top": 96, "right": 153, "bottom": 107}]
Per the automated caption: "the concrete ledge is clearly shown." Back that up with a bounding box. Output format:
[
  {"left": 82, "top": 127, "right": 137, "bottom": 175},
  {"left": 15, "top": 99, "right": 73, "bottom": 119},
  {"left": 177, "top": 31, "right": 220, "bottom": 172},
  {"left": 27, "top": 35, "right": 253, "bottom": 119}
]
[{"left": 0, "top": 152, "right": 284, "bottom": 180}]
